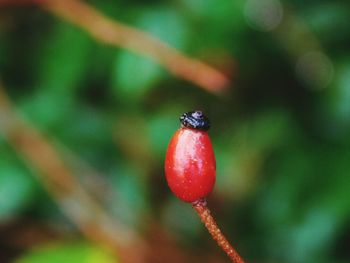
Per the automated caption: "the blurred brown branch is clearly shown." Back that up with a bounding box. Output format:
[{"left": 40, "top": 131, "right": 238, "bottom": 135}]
[
  {"left": 44, "top": 0, "right": 230, "bottom": 93},
  {"left": 0, "top": 0, "right": 230, "bottom": 93},
  {"left": 0, "top": 84, "right": 147, "bottom": 263}
]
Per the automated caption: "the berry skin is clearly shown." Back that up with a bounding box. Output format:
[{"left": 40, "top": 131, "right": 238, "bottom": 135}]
[{"left": 165, "top": 111, "right": 216, "bottom": 203}]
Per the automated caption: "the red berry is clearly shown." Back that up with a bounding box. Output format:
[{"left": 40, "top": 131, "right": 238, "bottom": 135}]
[{"left": 165, "top": 111, "right": 216, "bottom": 203}]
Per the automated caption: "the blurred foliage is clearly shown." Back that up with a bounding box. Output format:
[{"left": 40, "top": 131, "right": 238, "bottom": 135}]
[
  {"left": 15, "top": 242, "right": 116, "bottom": 263},
  {"left": 0, "top": 145, "right": 38, "bottom": 220},
  {"left": 1, "top": 0, "right": 350, "bottom": 263}
]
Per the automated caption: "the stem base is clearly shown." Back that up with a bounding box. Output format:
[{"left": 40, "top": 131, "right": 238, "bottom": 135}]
[{"left": 192, "top": 199, "right": 245, "bottom": 263}]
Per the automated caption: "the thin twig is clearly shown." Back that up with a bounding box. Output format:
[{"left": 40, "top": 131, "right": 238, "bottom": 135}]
[{"left": 192, "top": 199, "right": 245, "bottom": 263}]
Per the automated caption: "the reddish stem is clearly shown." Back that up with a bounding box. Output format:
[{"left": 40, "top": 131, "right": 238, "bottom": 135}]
[{"left": 192, "top": 199, "right": 245, "bottom": 263}]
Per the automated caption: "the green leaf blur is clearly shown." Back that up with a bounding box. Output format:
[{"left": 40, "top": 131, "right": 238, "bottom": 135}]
[
  {"left": 15, "top": 243, "right": 116, "bottom": 263},
  {"left": 1, "top": 1, "right": 350, "bottom": 262}
]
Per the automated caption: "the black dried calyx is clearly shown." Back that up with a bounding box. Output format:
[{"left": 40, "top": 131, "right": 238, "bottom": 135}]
[{"left": 180, "top": 110, "right": 210, "bottom": 131}]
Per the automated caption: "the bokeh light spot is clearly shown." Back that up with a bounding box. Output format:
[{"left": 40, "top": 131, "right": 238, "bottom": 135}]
[
  {"left": 295, "top": 51, "right": 334, "bottom": 89},
  {"left": 244, "top": 0, "right": 283, "bottom": 31}
]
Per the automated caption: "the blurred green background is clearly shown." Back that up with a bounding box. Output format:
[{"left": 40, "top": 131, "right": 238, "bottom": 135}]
[{"left": 1, "top": 0, "right": 350, "bottom": 262}]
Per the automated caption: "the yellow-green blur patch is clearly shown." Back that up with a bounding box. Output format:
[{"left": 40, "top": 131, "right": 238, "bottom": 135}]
[{"left": 15, "top": 242, "right": 116, "bottom": 263}]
